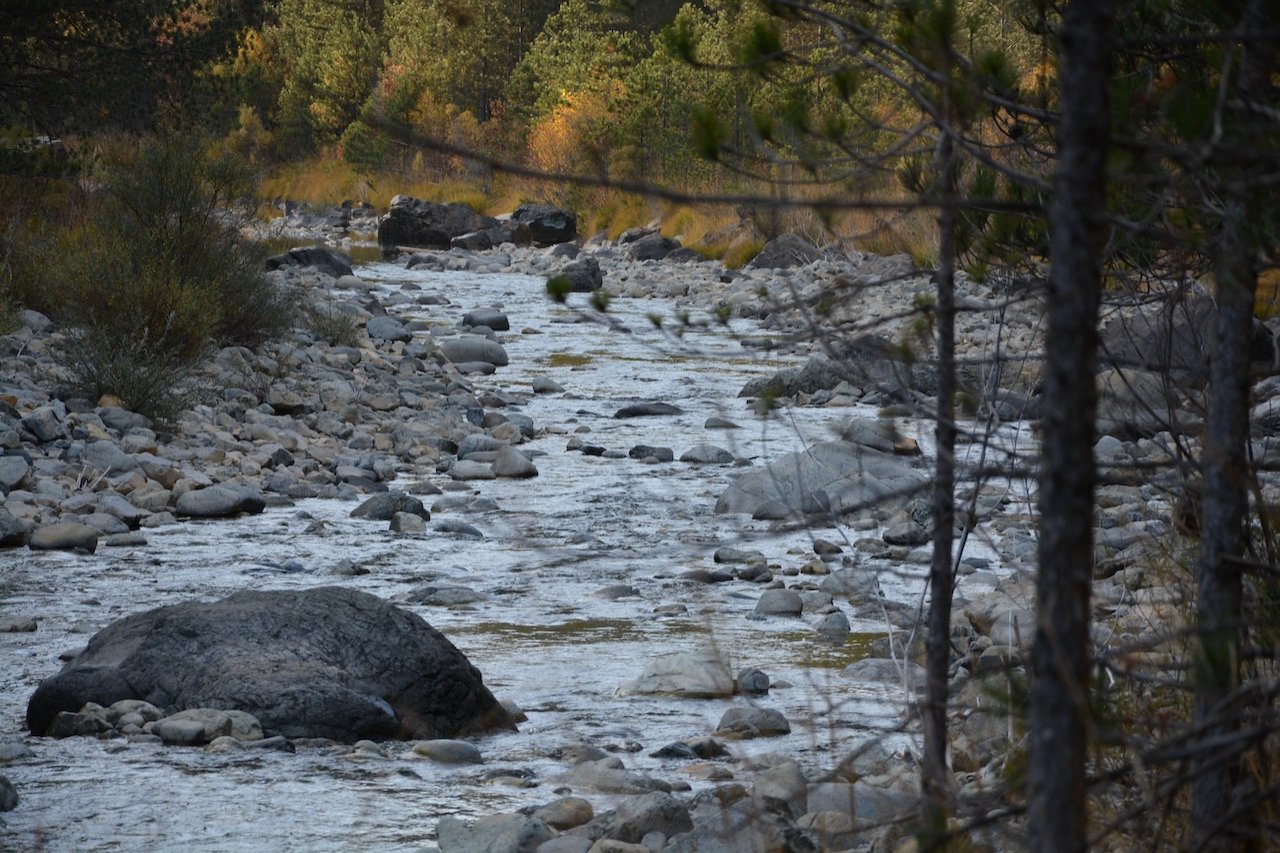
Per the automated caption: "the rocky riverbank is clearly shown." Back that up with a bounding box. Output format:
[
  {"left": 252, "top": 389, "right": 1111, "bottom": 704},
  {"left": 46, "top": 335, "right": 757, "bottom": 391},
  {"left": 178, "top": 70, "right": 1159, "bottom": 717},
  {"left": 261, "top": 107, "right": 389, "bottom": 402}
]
[{"left": 4, "top": 204, "right": 1278, "bottom": 850}]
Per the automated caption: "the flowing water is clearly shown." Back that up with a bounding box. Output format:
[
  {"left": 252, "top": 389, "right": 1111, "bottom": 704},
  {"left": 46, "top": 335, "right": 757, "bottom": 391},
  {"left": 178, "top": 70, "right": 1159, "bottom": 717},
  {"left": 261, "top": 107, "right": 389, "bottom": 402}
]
[{"left": 0, "top": 261, "right": 1022, "bottom": 850}]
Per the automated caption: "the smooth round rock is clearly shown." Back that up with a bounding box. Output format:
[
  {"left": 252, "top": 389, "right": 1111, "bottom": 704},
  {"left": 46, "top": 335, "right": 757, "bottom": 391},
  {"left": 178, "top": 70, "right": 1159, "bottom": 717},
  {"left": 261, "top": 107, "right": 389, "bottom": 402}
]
[
  {"left": 411, "top": 739, "right": 483, "bottom": 764},
  {"left": 29, "top": 522, "right": 99, "bottom": 554}
]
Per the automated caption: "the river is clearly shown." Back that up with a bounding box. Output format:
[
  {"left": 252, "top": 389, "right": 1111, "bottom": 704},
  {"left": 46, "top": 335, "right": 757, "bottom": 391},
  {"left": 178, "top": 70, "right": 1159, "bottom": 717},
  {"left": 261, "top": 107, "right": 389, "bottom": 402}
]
[{"left": 0, "top": 258, "right": 1018, "bottom": 850}]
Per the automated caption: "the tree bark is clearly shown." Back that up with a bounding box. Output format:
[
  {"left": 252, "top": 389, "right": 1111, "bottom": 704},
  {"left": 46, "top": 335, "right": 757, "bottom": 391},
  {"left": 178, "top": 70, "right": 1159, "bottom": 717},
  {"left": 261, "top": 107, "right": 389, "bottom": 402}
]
[
  {"left": 1191, "top": 2, "right": 1276, "bottom": 847},
  {"left": 921, "top": 130, "right": 958, "bottom": 845},
  {"left": 1028, "top": 2, "right": 1114, "bottom": 851}
]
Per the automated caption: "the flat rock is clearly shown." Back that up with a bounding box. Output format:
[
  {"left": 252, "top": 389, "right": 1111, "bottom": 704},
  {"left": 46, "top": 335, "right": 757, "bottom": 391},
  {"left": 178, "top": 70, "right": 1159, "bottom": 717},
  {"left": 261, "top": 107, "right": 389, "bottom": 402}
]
[
  {"left": 716, "top": 706, "right": 791, "bottom": 739},
  {"left": 715, "top": 440, "right": 928, "bottom": 518},
  {"left": 620, "top": 648, "right": 734, "bottom": 698},
  {"left": 440, "top": 336, "right": 509, "bottom": 367},
  {"left": 412, "top": 738, "right": 483, "bottom": 764},
  {"left": 754, "top": 589, "right": 803, "bottom": 616},
  {"left": 366, "top": 315, "right": 412, "bottom": 343},
  {"left": 0, "top": 509, "right": 32, "bottom": 547},
  {"left": 27, "top": 587, "right": 516, "bottom": 742},
  {"left": 680, "top": 444, "right": 734, "bottom": 464},
  {"left": 175, "top": 485, "right": 266, "bottom": 518},
  {"left": 0, "top": 455, "right": 30, "bottom": 489},
  {"left": 492, "top": 447, "right": 538, "bottom": 478},
  {"left": 614, "top": 402, "right": 683, "bottom": 418},
  {"left": 350, "top": 491, "right": 429, "bottom": 521},
  {"left": 436, "top": 814, "right": 553, "bottom": 853},
  {"left": 29, "top": 522, "right": 99, "bottom": 553}
]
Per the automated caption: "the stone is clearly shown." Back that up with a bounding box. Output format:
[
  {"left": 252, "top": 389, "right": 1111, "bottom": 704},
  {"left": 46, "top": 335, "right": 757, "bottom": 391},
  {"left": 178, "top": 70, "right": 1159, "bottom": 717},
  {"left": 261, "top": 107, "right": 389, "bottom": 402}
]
[
  {"left": 0, "top": 455, "right": 30, "bottom": 490},
  {"left": 27, "top": 587, "right": 515, "bottom": 742},
  {"left": 534, "top": 797, "right": 594, "bottom": 831},
  {"left": 620, "top": 648, "right": 734, "bottom": 698},
  {"left": 492, "top": 447, "right": 538, "bottom": 478},
  {"left": 735, "top": 668, "right": 771, "bottom": 695},
  {"left": 1, "top": 616, "right": 37, "bottom": 633},
  {"left": 715, "top": 440, "right": 928, "bottom": 519},
  {"left": 745, "top": 234, "right": 824, "bottom": 269},
  {"left": 716, "top": 706, "right": 791, "bottom": 739},
  {"left": 350, "top": 491, "right": 430, "bottom": 521},
  {"left": 152, "top": 717, "right": 211, "bottom": 746},
  {"left": 556, "top": 257, "right": 603, "bottom": 292},
  {"left": 441, "top": 336, "right": 509, "bottom": 367},
  {"left": 265, "top": 245, "right": 354, "bottom": 278},
  {"left": 21, "top": 406, "right": 64, "bottom": 442},
  {"left": 532, "top": 377, "right": 565, "bottom": 394},
  {"left": 366, "top": 315, "right": 412, "bottom": 343},
  {"left": 613, "top": 402, "right": 683, "bottom": 418},
  {"left": 412, "top": 738, "right": 483, "bottom": 764},
  {"left": 436, "top": 814, "right": 553, "bottom": 853},
  {"left": 1, "top": 774, "right": 17, "bottom": 812},
  {"left": 512, "top": 203, "right": 577, "bottom": 246},
  {"left": 628, "top": 445, "right": 674, "bottom": 462},
  {"left": 602, "top": 791, "right": 694, "bottom": 844},
  {"left": 378, "top": 197, "right": 498, "bottom": 252},
  {"left": 28, "top": 522, "right": 99, "bottom": 553},
  {"left": 462, "top": 307, "right": 510, "bottom": 331},
  {"left": 752, "top": 760, "right": 808, "bottom": 818},
  {"left": 627, "top": 233, "right": 679, "bottom": 261},
  {"left": 451, "top": 460, "right": 496, "bottom": 480},
  {"left": 97, "top": 493, "right": 146, "bottom": 528},
  {"left": 841, "top": 657, "right": 926, "bottom": 691},
  {"left": 390, "top": 512, "right": 426, "bottom": 534},
  {"left": 679, "top": 445, "right": 734, "bottom": 464},
  {"left": 0, "top": 509, "right": 32, "bottom": 547},
  {"left": 175, "top": 485, "right": 266, "bottom": 518},
  {"left": 566, "top": 757, "right": 671, "bottom": 795},
  {"left": 753, "top": 589, "right": 804, "bottom": 616}
]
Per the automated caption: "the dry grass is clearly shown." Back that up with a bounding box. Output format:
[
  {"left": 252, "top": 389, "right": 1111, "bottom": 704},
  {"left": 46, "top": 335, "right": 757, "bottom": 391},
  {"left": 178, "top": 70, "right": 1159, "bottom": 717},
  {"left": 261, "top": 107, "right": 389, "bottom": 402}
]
[
  {"left": 252, "top": 156, "right": 943, "bottom": 265},
  {"left": 256, "top": 156, "right": 495, "bottom": 213}
]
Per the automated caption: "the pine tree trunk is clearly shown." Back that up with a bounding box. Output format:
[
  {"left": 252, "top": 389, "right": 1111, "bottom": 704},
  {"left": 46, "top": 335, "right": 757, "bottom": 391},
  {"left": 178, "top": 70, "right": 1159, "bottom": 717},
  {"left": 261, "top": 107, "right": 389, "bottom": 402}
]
[
  {"left": 1028, "top": 2, "right": 1114, "bottom": 850},
  {"left": 1191, "top": 3, "right": 1275, "bottom": 846},
  {"left": 921, "top": 132, "right": 958, "bottom": 844}
]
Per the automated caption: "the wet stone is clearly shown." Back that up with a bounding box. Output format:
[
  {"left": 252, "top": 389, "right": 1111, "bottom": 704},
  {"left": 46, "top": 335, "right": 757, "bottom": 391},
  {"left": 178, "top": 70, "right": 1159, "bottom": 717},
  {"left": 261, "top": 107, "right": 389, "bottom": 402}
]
[
  {"left": 716, "top": 706, "right": 791, "bottom": 739},
  {"left": 29, "top": 522, "right": 99, "bottom": 553},
  {"left": 411, "top": 739, "right": 483, "bottom": 764}
]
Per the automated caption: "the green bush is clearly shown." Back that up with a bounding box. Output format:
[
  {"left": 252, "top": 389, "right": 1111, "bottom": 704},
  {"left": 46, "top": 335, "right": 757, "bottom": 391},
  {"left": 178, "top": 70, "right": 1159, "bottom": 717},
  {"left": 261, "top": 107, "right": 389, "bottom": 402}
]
[{"left": 9, "top": 134, "right": 296, "bottom": 419}]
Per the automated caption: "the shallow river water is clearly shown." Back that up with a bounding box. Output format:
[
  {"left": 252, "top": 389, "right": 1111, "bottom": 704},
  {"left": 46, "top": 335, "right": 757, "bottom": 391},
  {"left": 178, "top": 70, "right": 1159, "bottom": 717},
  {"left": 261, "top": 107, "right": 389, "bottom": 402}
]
[{"left": 1, "top": 260, "right": 1019, "bottom": 850}]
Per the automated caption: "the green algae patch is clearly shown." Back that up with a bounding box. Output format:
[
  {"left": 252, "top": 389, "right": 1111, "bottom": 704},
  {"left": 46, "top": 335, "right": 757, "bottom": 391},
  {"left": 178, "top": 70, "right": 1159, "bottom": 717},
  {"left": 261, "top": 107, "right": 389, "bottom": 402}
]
[
  {"left": 779, "top": 631, "right": 884, "bottom": 669},
  {"left": 451, "top": 618, "right": 710, "bottom": 646},
  {"left": 547, "top": 353, "right": 594, "bottom": 368}
]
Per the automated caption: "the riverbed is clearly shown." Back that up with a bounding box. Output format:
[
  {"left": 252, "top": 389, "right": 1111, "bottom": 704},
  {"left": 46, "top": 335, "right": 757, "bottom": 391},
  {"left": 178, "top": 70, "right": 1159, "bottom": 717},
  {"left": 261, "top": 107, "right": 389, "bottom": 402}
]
[{"left": 0, "top": 258, "right": 1022, "bottom": 850}]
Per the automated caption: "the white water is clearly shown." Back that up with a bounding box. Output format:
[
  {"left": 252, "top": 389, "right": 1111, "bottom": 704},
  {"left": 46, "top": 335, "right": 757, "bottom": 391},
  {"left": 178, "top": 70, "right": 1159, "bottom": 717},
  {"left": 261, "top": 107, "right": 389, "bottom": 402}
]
[{"left": 1, "top": 262, "right": 1020, "bottom": 850}]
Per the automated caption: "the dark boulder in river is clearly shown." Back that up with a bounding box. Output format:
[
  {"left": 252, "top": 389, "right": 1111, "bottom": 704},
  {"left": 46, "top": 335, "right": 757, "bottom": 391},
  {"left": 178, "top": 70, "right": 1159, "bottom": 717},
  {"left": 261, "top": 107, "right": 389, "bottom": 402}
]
[
  {"left": 378, "top": 196, "right": 499, "bottom": 252},
  {"left": 264, "top": 245, "right": 354, "bottom": 279},
  {"left": 27, "top": 587, "right": 515, "bottom": 742}
]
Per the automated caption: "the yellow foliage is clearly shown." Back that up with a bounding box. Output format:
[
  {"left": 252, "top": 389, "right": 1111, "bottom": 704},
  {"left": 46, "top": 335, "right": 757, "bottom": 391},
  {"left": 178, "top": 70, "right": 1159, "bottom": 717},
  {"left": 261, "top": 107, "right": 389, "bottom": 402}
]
[{"left": 526, "top": 86, "right": 622, "bottom": 176}]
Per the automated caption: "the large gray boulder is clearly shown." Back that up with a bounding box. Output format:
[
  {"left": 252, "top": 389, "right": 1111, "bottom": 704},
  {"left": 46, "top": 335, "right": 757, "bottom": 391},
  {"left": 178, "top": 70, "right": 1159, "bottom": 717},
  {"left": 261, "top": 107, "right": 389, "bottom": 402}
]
[
  {"left": 745, "top": 234, "right": 824, "bottom": 269},
  {"left": 511, "top": 203, "right": 577, "bottom": 246},
  {"left": 715, "top": 440, "right": 928, "bottom": 518},
  {"left": 27, "top": 587, "right": 515, "bottom": 742},
  {"left": 378, "top": 196, "right": 498, "bottom": 252},
  {"left": 555, "top": 257, "right": 603, "bottom": 293},
  {"left": 175, "top": 485, "right": 266, "bottom": 518},
  {"left": 440, "top": 336, "right": 509, "bottom": 367},
  {"left": 264, "top": 245, "right": 353, "bottom": 279}
]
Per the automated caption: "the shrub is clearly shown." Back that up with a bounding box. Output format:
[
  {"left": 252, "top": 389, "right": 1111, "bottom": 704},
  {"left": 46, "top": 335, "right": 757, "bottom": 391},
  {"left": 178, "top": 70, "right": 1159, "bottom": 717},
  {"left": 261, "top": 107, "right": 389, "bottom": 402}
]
[
  {"left": 10, "top": 134, "right": 295, "bottom": 419},
  {"left": 303, "top": 295, "right": 362, "bottom": 347}
]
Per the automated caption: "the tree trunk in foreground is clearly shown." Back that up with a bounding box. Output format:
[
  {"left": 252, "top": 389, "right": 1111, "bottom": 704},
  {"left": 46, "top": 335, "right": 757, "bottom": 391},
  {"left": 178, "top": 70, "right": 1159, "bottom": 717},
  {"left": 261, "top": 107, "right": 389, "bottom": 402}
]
[
  {"left": 1028, "top": 2, "right": 1114, "bottom": 850},
  {"left": 921, "top": 132, "right": 958, "bottom": 845},
  {"left": 1192, "top": 2, "right": 1276, "bottom": 847}
]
